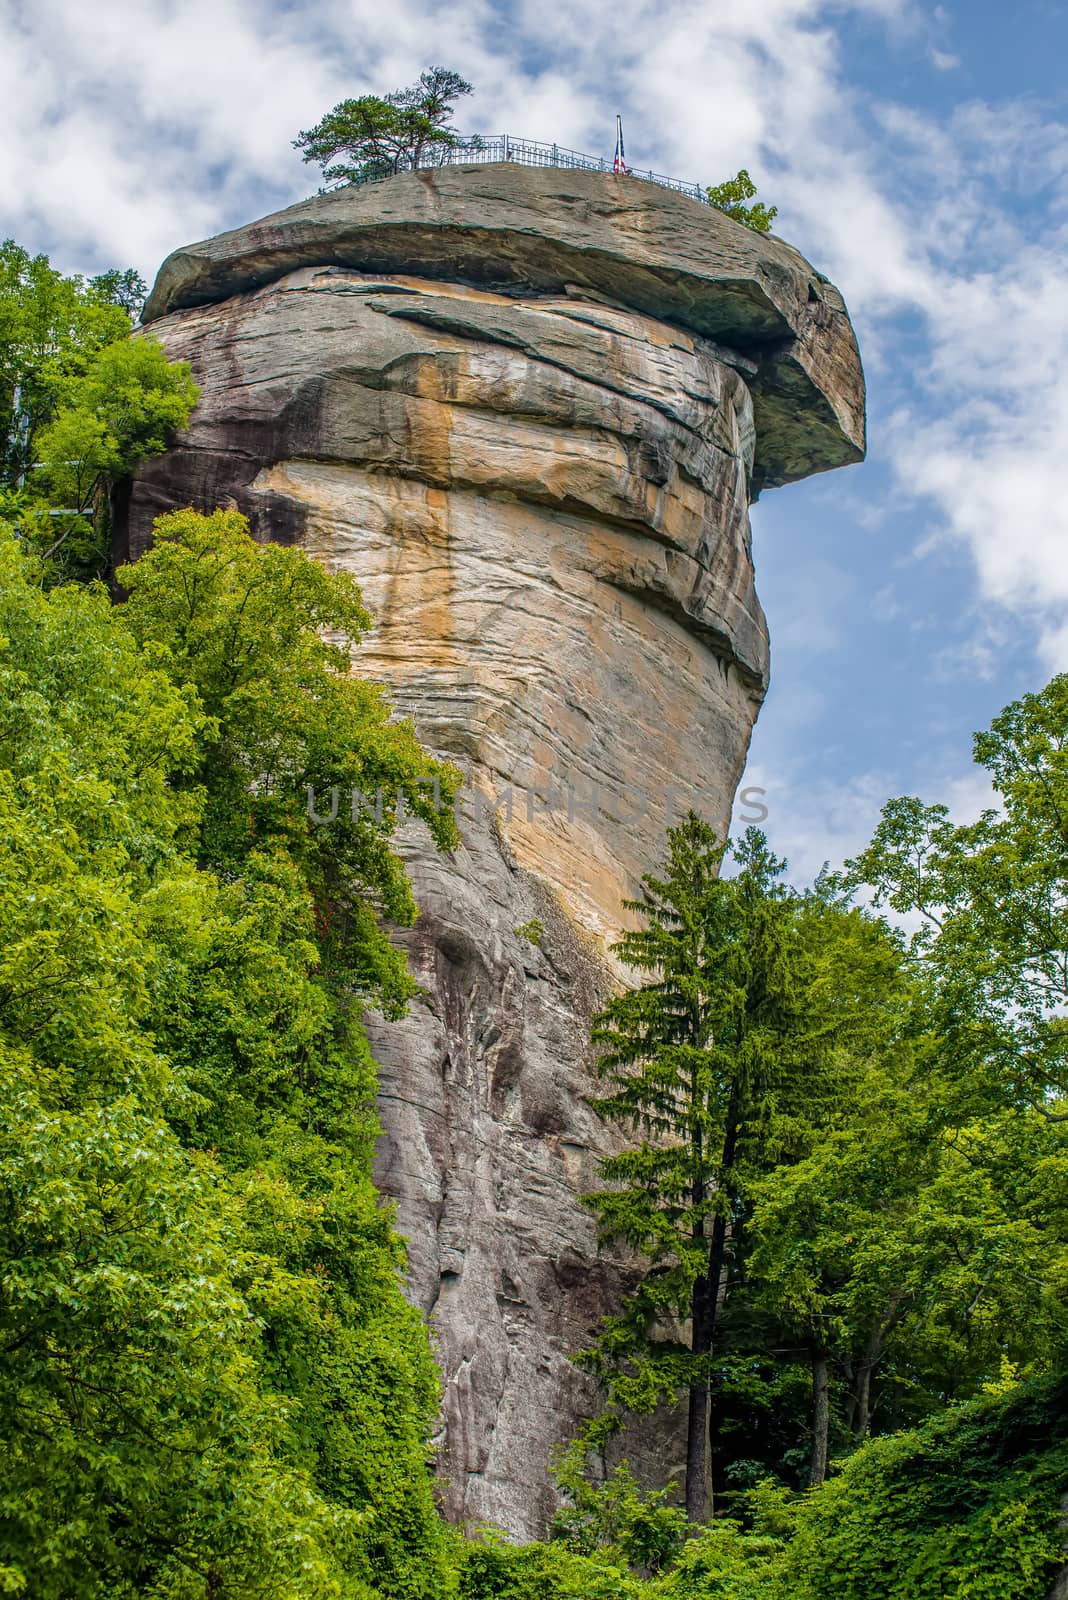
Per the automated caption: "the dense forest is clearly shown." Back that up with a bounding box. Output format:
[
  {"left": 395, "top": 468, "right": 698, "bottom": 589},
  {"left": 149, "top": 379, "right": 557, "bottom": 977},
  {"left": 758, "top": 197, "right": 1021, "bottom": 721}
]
[{"left": 0, "top": 241, "right": 1065, "bottom": 1598}]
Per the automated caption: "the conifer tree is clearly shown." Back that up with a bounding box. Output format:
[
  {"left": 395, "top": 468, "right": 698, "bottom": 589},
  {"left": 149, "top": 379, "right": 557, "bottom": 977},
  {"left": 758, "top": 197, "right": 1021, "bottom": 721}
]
[
  {"left": 584, "top": 818, "right": 851, "bottom": 1521},
  {"left": 295, "top": 68, "right": 473, "bottom": 186}
]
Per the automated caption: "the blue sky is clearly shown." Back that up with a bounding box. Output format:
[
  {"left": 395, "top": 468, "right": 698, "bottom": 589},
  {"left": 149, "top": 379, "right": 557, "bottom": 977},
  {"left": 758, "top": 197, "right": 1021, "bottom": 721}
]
[{"left": 3, "top": 0, "right": 1067, "bottom": 882}]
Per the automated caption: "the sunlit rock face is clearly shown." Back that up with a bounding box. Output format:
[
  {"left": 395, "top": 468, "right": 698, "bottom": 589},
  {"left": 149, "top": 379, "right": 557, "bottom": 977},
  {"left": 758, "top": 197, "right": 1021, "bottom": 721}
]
[{"left": 124, "top": 164, "right": 864, "bottom": 1537}]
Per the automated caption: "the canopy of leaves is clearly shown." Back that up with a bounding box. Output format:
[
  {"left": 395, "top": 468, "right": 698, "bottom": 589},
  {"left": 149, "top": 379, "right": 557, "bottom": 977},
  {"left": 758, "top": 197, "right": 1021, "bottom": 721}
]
[
  {"left": 575, "top": 761, "right": 1068, "bottom": 1545},
  {"left": 116, "top": 506, "right": 459, "bottom": 1015},
  {"left": 0, "top": 240, "right": 194, "bottom": 582},
  {"left": 29, "top": 338, "right": 197, "bottom": 577},
  {"left": 454, "top": 1379, "right": 1068, "bottom": 1599},
  {"left": 0, "top": 239, "right": 145, "bottom": 486},
  {"left": 781, "top": 1376, "right": 1068, "bottom": 1600},
  {"left": 847, "top": 672, "right": 1068, "bottom": 1122},
  {"left": 581, "top": 821, "right": 902, "bottom": 1444}
]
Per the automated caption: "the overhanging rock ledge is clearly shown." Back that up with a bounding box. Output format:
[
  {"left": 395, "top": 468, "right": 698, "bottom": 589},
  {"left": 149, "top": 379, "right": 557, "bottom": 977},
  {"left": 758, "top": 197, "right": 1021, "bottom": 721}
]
[{"left": 141, "top": 163, "right": 864, "bottom": 496}]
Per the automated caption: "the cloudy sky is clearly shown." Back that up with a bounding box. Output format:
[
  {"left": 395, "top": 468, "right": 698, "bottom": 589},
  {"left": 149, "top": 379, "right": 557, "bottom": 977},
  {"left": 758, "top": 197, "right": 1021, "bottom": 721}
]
[{"left": 4, "top": 0, "right": 1067, "bottom": 881}]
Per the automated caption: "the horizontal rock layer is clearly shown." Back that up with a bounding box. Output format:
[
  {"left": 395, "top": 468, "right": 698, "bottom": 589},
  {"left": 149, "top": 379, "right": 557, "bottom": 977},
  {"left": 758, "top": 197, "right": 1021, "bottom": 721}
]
[
  {"left": 121, "top": 269, "right": 768, "bottom": 943},
  {"left": 141, "top": 164, "right": 865, "bottom": 495},
  {"left": 122, "top": 174, "right": 864, "bottom": 1536}
]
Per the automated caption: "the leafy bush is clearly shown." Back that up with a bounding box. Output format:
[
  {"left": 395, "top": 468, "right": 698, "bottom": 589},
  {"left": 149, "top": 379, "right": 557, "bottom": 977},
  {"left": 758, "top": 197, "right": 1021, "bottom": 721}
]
[
  {"left": 783, "top": 1377, "right": 1068, "bottom": 1600},
  {"left": 456, "top": 1531, "right": 645, "bottom": 1599},
  {"left": 651, "top": 1519, "right": 785, "bottom": 1599},
  {"left": 551, "top": 1449, "right": 688, "bottom": 1574}
]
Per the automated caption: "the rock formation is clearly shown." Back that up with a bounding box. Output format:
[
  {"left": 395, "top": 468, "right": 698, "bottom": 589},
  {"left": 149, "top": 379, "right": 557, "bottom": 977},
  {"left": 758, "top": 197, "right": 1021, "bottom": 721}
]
[{"left": 123, "top": 163, "right": 865, "bottom": 1537}]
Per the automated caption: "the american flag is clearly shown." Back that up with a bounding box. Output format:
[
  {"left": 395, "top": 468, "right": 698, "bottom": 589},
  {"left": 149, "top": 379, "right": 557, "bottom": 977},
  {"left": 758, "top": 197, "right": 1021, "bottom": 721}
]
[{"left": 613, "top": 115, "right": 626, "bottom": 174}]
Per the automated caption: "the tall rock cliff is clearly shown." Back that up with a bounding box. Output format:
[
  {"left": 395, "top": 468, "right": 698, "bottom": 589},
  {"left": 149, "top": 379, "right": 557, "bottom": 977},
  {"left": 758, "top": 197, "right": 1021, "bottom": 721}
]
[{"left": 123, "top": 164, "right": 865, "bottom": 1537}]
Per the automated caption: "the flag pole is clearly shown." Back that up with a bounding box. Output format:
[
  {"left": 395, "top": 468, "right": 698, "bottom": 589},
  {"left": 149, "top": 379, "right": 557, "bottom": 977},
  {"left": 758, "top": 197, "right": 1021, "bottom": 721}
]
[{"left": 614, "top": 114, "right": 626, "bottom": 175}]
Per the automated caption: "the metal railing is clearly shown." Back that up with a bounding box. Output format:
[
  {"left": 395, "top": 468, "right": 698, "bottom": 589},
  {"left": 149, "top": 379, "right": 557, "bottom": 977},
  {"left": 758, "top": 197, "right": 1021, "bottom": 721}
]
[{"left": 352, "top": 134, "right": 712, "bottom": 207}]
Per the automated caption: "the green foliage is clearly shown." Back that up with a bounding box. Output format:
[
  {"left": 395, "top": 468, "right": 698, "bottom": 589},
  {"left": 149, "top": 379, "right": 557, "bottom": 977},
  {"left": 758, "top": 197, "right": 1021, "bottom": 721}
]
[
  {"left": 551, "top": 1446, "right": 688, "bottom": 1573},
  {"left": 86, "top": 266, "right": 147, "bottom": 318},
  {"left": 514, "top": 917, "right": 545, "bottom": 946},
  {"left": 0, "top": 240, "right": 193, "bottom": 581},
  {"left": 454, "top": 1383, "right": 1068, "bottom": 1600},
  {"left": 782, "top": 1377, "right": 1068, "bottom": 1600},
  {"left": 0, "top": 513, "right": 458, "bottom": 1595},
  {"left": 704, "top": 171, "right": 778, "bottom": 233},
  {"left": 30, "top": 338, "right": 197, "bottom": 576},
  {"left": 0, "top": 527, "right": 358, "bottom": 1596},
  {"left": 650, "top": 1515, "right": 784, "bottom": 1599},
  {"left": 561, "top": 674, "right": 1068, "bottom": 1594},
  {"left": 0, "top": 239, "right": 142, "bottom": 487},
  {"left": 582, "top": 819, "right": 891, "bottom": 1513},
  {"left": 455, "top": 1530, "right": 645, "bottom": 1600},
  {"left": 847, "top": 672, "right": 1068, "bottom": 1120},
  {"left": 823, "top": 674, "right": 1068, "bottom": 1429},
  {"left": 0, "top": 1048, "right": 368, "bottom": 1600},
  {"left": 295, "top": 68, "right": 474, "bottom": 186},
  {"left": 741, "top": 1080, "right": 1068, "bottom": 1460},
  {"left": 117, "top": 507, "right": 460, "bottom": 1017}
]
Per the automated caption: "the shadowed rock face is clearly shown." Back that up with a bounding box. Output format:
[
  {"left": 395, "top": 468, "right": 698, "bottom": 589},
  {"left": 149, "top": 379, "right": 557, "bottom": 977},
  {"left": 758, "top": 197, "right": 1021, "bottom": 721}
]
[{"left": 123, "top": 166, "right": 865, "bottom": 1538}]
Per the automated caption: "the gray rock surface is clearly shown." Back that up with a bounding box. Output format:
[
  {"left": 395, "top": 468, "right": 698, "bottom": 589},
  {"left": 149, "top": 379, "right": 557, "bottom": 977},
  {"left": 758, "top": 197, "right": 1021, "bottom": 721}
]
[{"left": 122, "top": 168, "right": 865, "bottom": 1537}]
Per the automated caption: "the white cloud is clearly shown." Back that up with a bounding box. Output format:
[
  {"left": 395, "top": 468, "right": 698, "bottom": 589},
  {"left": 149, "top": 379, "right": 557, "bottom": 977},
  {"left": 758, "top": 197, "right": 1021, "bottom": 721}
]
[
  {"left": 4, "top": 0, "right": 1068, "bottom": 693},
  {"left": 929, "top": 46, "right": 960, "bottom": 69},
  {"left": 730, "top": 757, "right": 897, "bottom": 883},
  {"left": 1, "top": 0, "right": 907, "bottom": 272}
]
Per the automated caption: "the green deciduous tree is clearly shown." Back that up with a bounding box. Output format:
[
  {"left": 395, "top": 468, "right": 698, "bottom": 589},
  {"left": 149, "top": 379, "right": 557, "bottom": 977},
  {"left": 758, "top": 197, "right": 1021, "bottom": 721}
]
[
  {"left": 119, "top": 508, "right": 461, "bottom": 1596},
  {"left": 780, "top": 1375, "right": 1068, "bottom": 1600},
  {"left": 0, "top": 240, "right": 146, "bottom": 488},
  {"left": 116, "top": 506, "right": 459, "bottom": 1015},
  {"left": 0, "top": 510, "right": 461, "bottom": 1596},
  {"left": 848, "top": 673, "right": 1068, "bottom": 1124},
  {"left": 742, "top": 1070, "right": 1068, "bottom": 1486},
  {"left": 31, "top": 338, "right": 197, "bottom": 574},
  {"left": 705, "top": 171, "right": 778, "bottom": 233},
  {"left": 295, "top": 68, "right": 474, "bottom": 186},
  {"left": 0, "top": 241, "right": 194, "bottom": 582},
  {"left": 0, "top": 526, "right": 357, "bottom": 1597}
]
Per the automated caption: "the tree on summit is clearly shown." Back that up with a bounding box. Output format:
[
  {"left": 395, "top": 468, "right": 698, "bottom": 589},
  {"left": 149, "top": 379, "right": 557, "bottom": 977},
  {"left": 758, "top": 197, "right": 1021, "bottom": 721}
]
[
  {"left": 706, "top": 169, "right": 778, "bottom": 233},
  {"left": 295, "top": 67, "right": 474, "bottom": 186}
]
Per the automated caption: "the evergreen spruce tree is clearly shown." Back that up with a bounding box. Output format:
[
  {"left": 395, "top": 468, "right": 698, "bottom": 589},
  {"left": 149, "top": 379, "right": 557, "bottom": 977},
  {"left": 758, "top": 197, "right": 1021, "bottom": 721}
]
[{"left": 584, "top": 818, "right": 847, "bottom": 1521}]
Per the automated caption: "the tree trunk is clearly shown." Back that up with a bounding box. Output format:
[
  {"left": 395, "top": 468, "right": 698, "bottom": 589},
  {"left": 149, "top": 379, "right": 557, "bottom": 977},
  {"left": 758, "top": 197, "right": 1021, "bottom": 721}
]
[
  {"left": 809, "top": 1351, "right": 830, "bottom": 1487},
  {"left": 685, "top": 1088, "right": 740, "bottom": 1523},
  {"left": 847, "top": 1293, "right": 908, "bottom": 1441},
  {"left": 684, "top": 1367, "right": 710, "bottom": 1521},
  {"left": 851, "top": 1357, "right": 873, "bottom": 1441}
]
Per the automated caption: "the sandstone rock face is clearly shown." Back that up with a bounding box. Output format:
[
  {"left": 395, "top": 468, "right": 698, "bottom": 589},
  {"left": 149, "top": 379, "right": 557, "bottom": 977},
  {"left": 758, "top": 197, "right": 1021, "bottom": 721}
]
[{"left": 123, "top": 166, "right": 865, "bottom": 1537}]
